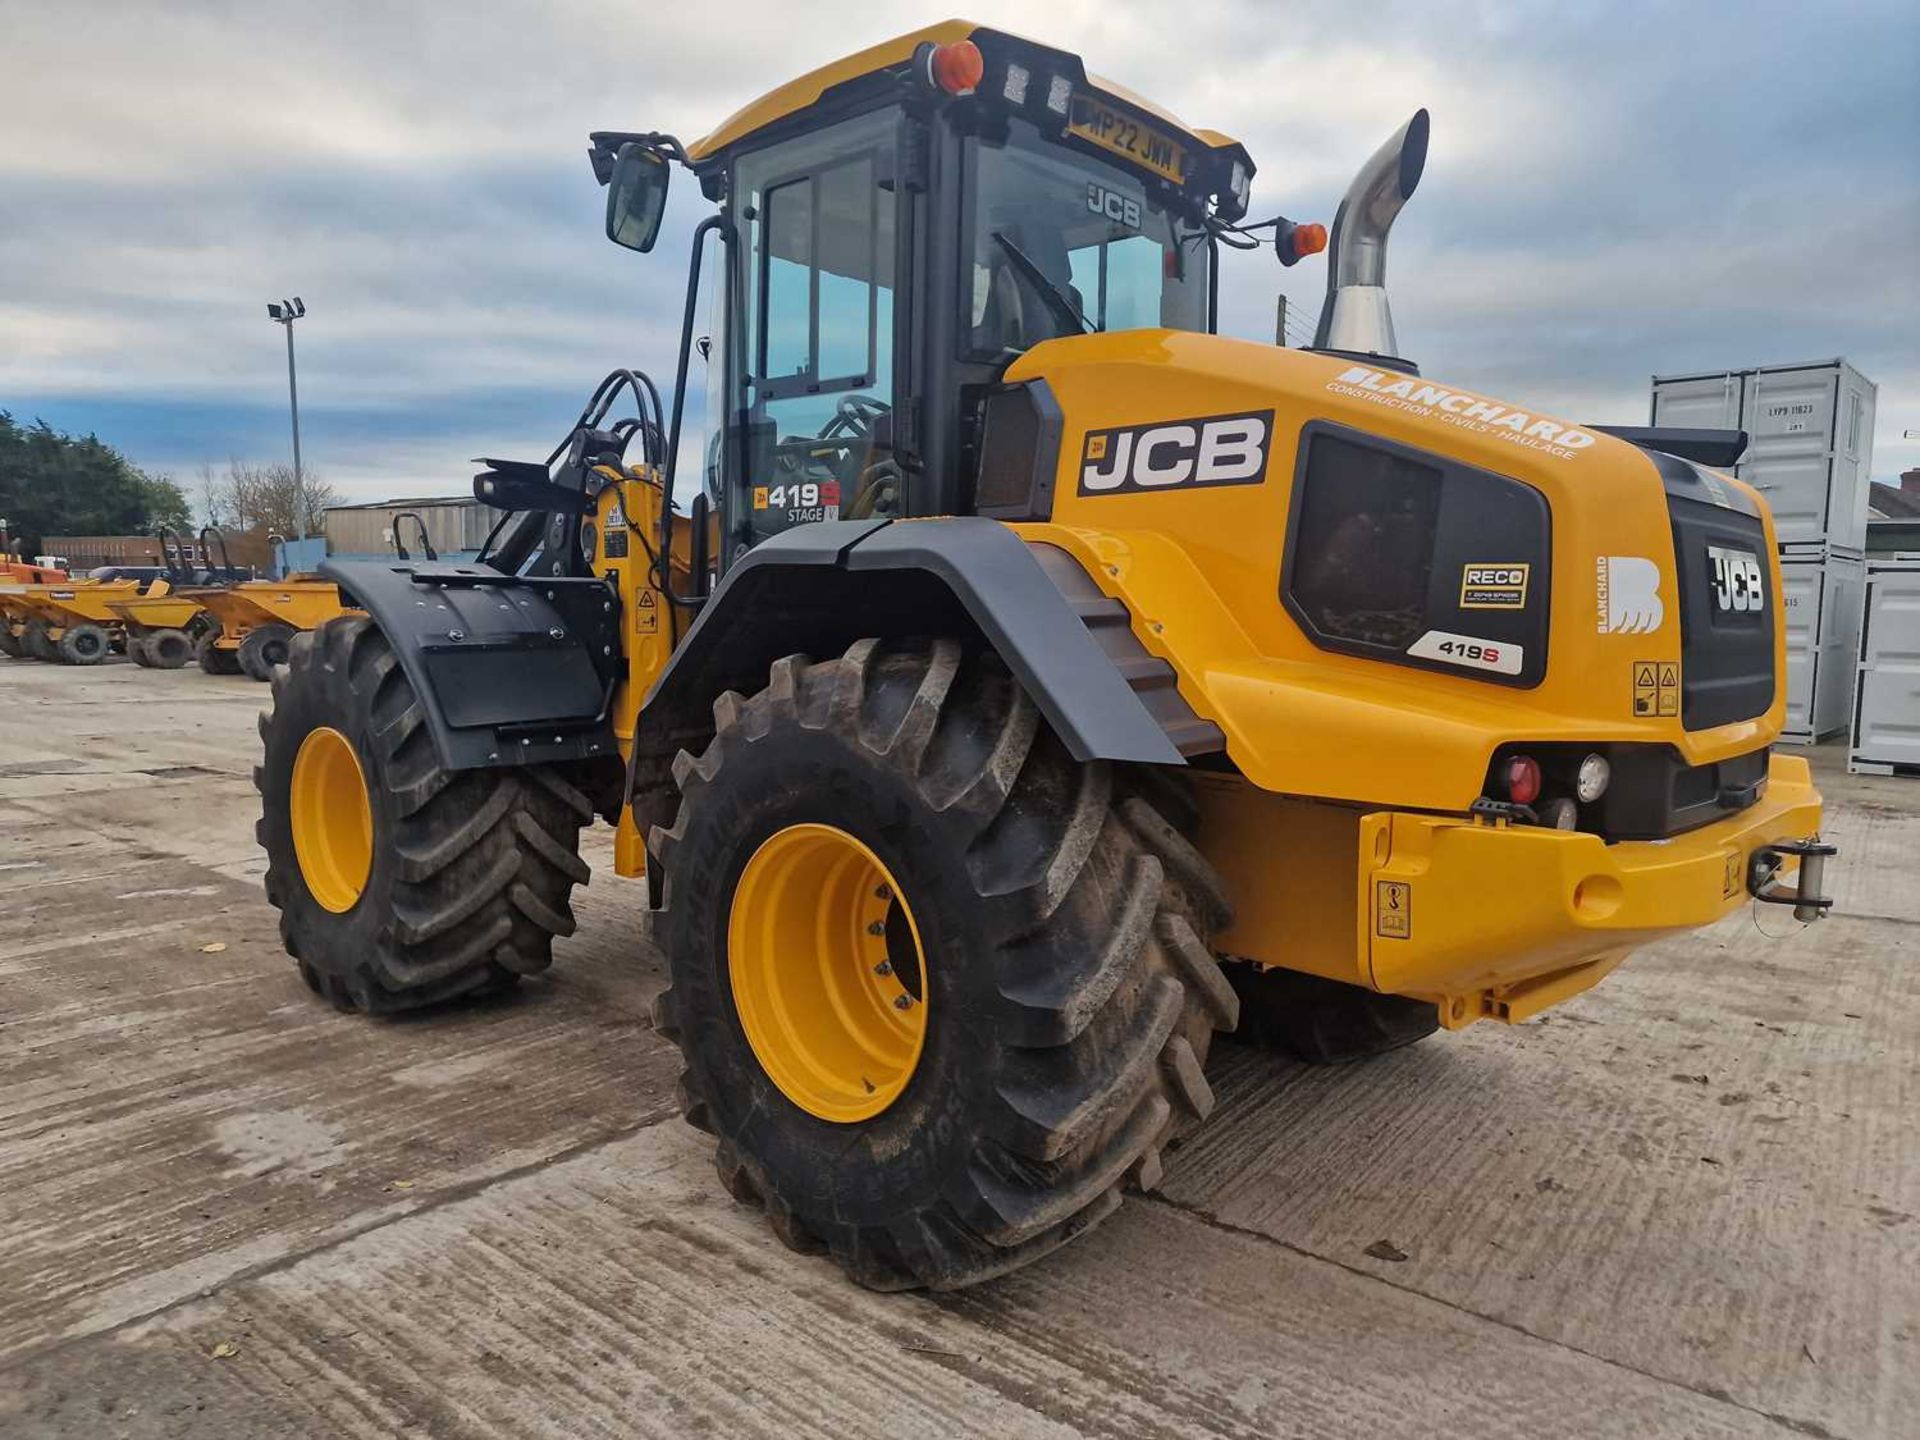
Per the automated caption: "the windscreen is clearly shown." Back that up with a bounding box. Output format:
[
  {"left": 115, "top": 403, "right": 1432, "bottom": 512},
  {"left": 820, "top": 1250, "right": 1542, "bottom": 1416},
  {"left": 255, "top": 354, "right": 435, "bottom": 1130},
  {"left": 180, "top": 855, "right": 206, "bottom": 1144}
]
[{"left": 964, "top": 115, "right": 1209, "bottom": 358}]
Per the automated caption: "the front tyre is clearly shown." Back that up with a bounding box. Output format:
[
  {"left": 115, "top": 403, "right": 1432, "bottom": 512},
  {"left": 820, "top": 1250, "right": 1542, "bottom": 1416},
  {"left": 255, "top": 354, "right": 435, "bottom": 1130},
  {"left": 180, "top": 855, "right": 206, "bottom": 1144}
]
[
  {"left": 197, "top": 632, "right": 243, "bottom": 675},
  {"left": 146, "top": 628, "right": 195, "bottom": 670},
  {"left": 58, "top": 623, "right": 112, "bottom": 665},
  {"left": 255, "top": 617, "right": 594, "bottom": 1013},
  {"left": 238, "top": 623, "right": 297, "bottom": 681},
  {"left": 650, "top": 639, "right": 1238, "bottom": 1290}
]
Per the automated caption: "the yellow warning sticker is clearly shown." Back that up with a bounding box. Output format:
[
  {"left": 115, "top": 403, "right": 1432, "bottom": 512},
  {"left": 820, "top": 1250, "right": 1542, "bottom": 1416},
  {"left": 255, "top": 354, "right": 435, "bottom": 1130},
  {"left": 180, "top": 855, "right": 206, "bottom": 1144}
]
[
  {"left": 1632, "top": 658, "right": 1680, "bottom": 718},
  {"left": 1375, "top": 879, "right": 1412, "bottom": 940},
  {"left": 752, "top": 485, "right": 769, "bottom": 510},
  {"left": 635, "top": 589, "right": 658, "bottom": 635}
]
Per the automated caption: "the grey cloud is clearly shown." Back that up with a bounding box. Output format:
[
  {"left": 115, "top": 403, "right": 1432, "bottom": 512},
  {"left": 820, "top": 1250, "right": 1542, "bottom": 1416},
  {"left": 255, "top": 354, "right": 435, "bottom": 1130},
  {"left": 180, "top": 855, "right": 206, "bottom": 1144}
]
[{"left": 2, "top": 0, "right": 1915, "bottom": 497}]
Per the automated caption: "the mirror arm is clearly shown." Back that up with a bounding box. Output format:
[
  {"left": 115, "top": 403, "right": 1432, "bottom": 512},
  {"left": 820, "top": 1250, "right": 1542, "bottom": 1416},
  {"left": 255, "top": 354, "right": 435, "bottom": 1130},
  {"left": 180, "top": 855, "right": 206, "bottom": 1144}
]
[{"left": 658, "top": 213, "right": 731, "bottom": 610}]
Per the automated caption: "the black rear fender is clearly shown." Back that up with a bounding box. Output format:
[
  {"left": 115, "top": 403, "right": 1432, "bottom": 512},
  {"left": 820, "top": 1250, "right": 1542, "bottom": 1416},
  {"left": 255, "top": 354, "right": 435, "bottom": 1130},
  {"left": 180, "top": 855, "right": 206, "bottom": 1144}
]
[{"left": 638, "top": 517, "right": 1223, "bottom": 771}]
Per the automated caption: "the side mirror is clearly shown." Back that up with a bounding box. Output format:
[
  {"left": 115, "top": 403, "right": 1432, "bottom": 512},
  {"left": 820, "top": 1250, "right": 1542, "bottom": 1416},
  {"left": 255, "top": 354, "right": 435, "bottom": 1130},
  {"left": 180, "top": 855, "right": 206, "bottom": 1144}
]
[{"left": 606, "top": 144, "right": 670, "bottom": 253}]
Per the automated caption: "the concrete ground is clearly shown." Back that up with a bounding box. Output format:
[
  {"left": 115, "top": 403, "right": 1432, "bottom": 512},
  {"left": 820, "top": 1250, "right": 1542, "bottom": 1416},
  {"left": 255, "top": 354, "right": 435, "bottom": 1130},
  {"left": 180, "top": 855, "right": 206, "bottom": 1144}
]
[{"left": 0, "top": 653, "right": 1913, "bottom": 1440}]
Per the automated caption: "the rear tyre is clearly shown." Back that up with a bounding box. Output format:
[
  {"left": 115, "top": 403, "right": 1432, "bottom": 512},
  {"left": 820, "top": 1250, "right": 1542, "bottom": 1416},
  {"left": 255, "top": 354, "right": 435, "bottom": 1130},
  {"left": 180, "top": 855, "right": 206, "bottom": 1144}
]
[
  {"left": 58, "top": 623, "right": 112, "bottom": 666},
  {"left": 147, "top": 628, "right": 194, "bottom": 670},
  {"left": 1224, "top": 964, "right": 1438, "bottom": 1064},
  {"left": 255, "top": 617, "right": 594, "bottom": 1014},
  {"left": 0, "top": 625, "right": 22, "bottom": 659},
  {"left": 649, "top": 639, "right": 1238, "bottom": 1291},
  {"left": 238, "top": 623, "right": 296, "bottom": 681},
  {"left": 128, "top": 635, "right": 155, "bottom": 667},
  {"left": 196, "top": 633, "right": 243, "bottom": 675},
  {"left": 22, "top": 620, "right": 56, "bottom": 661}
]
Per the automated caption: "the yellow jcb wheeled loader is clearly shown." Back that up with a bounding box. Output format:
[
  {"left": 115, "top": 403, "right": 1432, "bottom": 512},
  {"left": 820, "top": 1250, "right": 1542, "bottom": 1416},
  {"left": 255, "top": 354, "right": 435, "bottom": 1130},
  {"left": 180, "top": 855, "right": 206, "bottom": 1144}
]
[{"left": 254, "top": 23, "right": 1835, "bottom": 1291}]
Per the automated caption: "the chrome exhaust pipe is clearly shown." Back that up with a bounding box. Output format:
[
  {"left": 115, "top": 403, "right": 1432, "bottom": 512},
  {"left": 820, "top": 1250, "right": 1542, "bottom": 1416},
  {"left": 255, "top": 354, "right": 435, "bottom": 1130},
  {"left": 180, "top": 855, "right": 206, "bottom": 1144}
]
[{"left": 1312, "top": 108, "right": 1429, "bottom": 367}]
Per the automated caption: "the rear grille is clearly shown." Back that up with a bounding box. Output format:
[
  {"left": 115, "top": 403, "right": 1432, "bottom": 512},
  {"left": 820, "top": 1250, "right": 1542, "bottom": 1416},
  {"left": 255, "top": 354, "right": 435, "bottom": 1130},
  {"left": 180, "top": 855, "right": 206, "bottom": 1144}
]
[{"left": 1651, "top": 451, "right": 1775, "bottom": 730}]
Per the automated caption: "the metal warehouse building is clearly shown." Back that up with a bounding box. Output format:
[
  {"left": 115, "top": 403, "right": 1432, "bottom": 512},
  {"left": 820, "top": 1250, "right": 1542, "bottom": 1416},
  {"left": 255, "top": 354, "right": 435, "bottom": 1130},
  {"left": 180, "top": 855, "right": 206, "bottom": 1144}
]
[{"left": 320, "top": 496, "right": 503, "bottom": 562}]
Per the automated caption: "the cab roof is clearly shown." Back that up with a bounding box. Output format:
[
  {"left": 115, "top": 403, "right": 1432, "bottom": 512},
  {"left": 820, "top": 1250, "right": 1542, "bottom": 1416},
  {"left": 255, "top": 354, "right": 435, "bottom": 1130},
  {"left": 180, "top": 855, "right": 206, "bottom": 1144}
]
[{"left": 685, "top": 19, "right": 1244, "bottom": 164}]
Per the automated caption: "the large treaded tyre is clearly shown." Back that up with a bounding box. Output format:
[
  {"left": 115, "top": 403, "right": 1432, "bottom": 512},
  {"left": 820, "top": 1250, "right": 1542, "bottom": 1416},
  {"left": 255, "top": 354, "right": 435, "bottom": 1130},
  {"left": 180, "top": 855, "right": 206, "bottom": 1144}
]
[
  {"left": 649, "top": 638, "right": 1239, "bottom": 1291},
  {"left": 1223, "top": 963, "right": 1439, "bottom": 1064},
  {"left": 238, "top": 623, "right": 296, "bottom": 681},
  {"left": 146, "top": 628, "right": 194, "bottom": 670},
  {"left": 22, "top": 620, "right": 57, "bottom": 662},
  {"left": 58, "top": 622, "right": 111, "bottom": 665},
  {"left": 197, "top": 632, "right": 243, "bottom": 675},
  {"left": 255, "top": 617, "right": 594, "bottom": 1013}
]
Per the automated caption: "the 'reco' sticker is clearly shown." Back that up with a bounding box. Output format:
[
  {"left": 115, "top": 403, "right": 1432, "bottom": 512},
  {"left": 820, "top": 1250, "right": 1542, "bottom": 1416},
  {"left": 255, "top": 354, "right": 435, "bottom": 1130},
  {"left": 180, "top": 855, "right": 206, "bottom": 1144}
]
[
  {"left": 1376, "top": 880, "right": 1412, "bottom": 939},
  {"left": 1459, "top": 563, "right": 1529, "bottom": 609}
]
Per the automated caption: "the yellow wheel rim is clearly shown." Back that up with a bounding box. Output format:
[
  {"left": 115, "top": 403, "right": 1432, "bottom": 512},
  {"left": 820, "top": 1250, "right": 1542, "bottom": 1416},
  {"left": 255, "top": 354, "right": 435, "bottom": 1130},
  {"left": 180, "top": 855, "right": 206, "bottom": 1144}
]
[
  {"left": 290, "top": 726, "right": 374, "bottom": 913},
  {"left": 728, "top": 823, "right": 930, "bottom": 1123}
]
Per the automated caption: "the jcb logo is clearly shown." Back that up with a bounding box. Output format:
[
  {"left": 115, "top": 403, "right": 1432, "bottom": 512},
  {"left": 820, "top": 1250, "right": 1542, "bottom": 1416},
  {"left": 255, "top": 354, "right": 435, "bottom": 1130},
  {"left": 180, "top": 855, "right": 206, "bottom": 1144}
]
[
  {"left": 1708, "top": 546, "right": 1765, "bottom": 613},
  {"left": 1086, "top": 182, "right": 1141, "bottom": 230},
  {"left": 1079, "top": 410, "right": 1273, "bottom": 495}
]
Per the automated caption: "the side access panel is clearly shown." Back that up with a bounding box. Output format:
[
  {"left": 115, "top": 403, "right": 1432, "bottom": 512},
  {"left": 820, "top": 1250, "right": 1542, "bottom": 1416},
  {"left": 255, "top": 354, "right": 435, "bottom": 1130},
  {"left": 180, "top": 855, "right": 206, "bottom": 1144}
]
[{"left": 319, "top": 559, "right": 622, "bottom": 770}]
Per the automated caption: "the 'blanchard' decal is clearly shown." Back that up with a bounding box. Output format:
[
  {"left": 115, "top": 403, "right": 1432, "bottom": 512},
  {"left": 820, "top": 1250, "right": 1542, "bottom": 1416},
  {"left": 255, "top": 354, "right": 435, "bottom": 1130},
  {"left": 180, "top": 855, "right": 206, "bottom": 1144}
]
[
  {"left": 1327, "top": 366, "right": 1598, "bottom": 460},
  {"left": 1079, "top": 409, "right": 1274, "bottom": 495}
]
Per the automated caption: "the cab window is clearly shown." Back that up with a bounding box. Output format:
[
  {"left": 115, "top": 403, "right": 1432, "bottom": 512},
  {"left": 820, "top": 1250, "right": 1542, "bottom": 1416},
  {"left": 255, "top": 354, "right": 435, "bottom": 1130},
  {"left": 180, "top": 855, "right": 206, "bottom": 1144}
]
[{"left": 734, "top": 110, "right": 900, "bottom": 545}]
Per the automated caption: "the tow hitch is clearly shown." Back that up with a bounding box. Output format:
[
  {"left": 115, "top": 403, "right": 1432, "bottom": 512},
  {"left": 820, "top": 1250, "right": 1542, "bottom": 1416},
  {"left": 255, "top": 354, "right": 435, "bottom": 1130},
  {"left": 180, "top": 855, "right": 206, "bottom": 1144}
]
[{"left": 1747, "top": 839, "right": 1836, "bottom": 922}]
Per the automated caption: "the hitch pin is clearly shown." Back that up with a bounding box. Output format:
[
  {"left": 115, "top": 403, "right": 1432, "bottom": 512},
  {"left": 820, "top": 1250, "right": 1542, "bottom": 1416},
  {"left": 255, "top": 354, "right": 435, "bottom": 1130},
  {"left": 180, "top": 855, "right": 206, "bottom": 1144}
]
[{"left": 1746, "top": 838, "right": 1837, "bottom": 922}]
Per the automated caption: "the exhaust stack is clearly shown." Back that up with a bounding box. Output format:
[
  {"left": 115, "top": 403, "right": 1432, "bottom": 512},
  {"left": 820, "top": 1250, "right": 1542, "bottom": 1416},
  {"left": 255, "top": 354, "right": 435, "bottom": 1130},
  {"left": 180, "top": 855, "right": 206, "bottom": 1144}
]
[{"left": 1311, "top": 109, "right": 1429, "bottom": 369}]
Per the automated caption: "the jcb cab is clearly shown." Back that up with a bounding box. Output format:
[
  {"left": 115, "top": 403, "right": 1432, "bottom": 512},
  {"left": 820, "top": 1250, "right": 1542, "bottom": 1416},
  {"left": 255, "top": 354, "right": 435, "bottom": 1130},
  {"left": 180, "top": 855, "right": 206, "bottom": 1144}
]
[{"left": 256, "top": 22, "right": 1832, "bottom": 1290}]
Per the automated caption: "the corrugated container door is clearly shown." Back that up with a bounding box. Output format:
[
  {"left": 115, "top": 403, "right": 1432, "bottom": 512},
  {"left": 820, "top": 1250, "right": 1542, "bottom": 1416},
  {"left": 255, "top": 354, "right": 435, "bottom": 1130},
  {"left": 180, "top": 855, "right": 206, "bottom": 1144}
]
[
  {"left": 1852, "top": 563, "right": 1920, "bottom": 772},
  {"left": 1815, "top": 554, "right": 1864, "bottom": 739},
  {"left": 1739, "top": 364, "right": 1841, "bottom": 551},
  {"left": 1651, "top": 371, "right": 1743, "bottom": 430},
  {"left": 1779, "top": 560, "right": 1825, "bottom": 741}
]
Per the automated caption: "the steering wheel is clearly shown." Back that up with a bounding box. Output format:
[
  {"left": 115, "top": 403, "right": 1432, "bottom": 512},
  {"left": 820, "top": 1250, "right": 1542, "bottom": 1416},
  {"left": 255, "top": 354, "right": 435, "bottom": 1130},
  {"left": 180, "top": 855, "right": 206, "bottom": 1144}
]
[{"left": 819, "top": 394, "right": 892, "bottom": 441}]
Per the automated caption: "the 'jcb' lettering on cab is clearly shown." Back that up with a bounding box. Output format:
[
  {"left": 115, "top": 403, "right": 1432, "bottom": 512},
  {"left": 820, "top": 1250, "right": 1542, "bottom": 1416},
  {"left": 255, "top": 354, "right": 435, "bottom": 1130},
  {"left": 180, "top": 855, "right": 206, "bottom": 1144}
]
[{"left": 1079, "top": 410, "right": 1274, "bottom": 495}]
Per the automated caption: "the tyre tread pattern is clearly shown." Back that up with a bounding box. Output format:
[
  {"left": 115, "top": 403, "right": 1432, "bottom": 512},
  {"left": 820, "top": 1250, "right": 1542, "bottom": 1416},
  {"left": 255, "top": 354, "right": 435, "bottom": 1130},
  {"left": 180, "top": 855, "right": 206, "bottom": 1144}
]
[
  {"left": 651, "top": 639, "right": 1235, "bottom": 1290},
  {"left": 257, "top": 618, "right": 591, "bottom": 1012}
]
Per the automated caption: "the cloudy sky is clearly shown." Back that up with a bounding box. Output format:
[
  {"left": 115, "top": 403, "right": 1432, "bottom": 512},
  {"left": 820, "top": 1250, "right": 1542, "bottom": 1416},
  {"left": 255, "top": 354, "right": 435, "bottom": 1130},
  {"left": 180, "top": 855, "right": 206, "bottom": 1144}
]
[{"left": 2, "top": 0, "right": 1915, "bottom": 506}]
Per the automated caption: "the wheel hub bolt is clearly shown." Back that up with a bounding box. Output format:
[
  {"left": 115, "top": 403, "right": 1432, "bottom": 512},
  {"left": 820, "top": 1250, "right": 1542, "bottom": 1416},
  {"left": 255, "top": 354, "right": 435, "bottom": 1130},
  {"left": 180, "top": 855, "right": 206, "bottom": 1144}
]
[
  {"left": 874, "top": 884, "right": 891, "bottom": 900},
  {"left": 873, "top": 961, "right": 892, "bottom": 976},
  {"left": 893, "top": 995, "right": 913, "bottom": 1010},
  {"left": 867, "top": 921, "right": 885, "bottom": 936}
]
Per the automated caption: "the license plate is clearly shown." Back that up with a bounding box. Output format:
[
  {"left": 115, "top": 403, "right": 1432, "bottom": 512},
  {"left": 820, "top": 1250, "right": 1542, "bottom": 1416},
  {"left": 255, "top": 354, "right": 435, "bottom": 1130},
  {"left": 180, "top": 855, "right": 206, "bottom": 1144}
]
[{"left": 1067, "top": 95, "right": 1187, "bottom": 184}]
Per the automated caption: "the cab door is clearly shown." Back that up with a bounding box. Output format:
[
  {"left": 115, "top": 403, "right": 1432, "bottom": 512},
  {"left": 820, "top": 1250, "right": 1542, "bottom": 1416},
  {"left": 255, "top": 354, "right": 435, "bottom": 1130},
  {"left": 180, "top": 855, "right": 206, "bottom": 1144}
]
[{"left": 725, "top": 108, "right": 907, "bottom": 561}]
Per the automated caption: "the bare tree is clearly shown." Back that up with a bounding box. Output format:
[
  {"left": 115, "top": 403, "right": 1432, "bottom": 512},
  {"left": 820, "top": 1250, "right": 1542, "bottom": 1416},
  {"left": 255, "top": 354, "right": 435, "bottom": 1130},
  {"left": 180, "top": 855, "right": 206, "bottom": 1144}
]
[{"left": 213, "top": 460, "right": 340, "bottom": 538}]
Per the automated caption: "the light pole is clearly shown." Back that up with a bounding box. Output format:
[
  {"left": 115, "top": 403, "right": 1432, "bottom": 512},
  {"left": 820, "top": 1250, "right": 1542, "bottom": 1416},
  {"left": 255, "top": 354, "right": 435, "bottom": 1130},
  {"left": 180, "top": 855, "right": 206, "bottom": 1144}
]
[{"left": 267, "top": 297, "right": 307, "bottom": 537}]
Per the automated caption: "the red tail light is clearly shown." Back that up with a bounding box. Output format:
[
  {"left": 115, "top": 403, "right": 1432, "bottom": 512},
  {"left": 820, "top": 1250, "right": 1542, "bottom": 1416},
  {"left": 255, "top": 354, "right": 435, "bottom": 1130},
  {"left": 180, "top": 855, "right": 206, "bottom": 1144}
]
[{"left": 1505, "top": 755, "right": 1542, "bottom": 806}]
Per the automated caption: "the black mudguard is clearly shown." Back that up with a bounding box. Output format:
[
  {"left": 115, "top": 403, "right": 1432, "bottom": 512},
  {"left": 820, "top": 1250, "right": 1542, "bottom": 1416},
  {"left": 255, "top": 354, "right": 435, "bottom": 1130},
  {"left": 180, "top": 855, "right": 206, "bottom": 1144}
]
[
  {"left": 642, "top": 518, "right": 1223, "bottom": 767},
  {"left": 319, "top": 559, "right": 622, "bottom": 771}
]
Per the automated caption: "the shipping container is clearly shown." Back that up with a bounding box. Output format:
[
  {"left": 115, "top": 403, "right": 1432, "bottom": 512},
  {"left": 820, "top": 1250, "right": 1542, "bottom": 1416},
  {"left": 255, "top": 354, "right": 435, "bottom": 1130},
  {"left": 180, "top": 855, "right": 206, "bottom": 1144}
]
[
  {"left": 321, "top": 497, "right": 502, "bottom": 559},
  {"left": 1650, "top": 358, "right": 1877, "bottom": 556},
  {"left": 1779, "top": 554, "right": 1864, "bottom": 744},
  {"left": 1850, "top": 556, "right": 1920, "bottom": 776}
]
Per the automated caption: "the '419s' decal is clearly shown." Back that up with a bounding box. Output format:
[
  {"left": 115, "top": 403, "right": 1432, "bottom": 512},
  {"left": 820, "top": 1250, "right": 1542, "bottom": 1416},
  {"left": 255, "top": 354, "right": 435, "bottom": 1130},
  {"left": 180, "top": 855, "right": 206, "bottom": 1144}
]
[{"left": 1406, "top": 629, "right": 1524, "bottom": 676}]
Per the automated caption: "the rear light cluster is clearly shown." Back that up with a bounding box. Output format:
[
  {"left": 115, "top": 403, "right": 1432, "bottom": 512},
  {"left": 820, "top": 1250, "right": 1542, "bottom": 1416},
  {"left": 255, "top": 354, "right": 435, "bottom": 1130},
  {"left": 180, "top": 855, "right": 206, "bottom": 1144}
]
[{"left": 1493, "top": 748, "right": 1611, "bottom": 830}]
